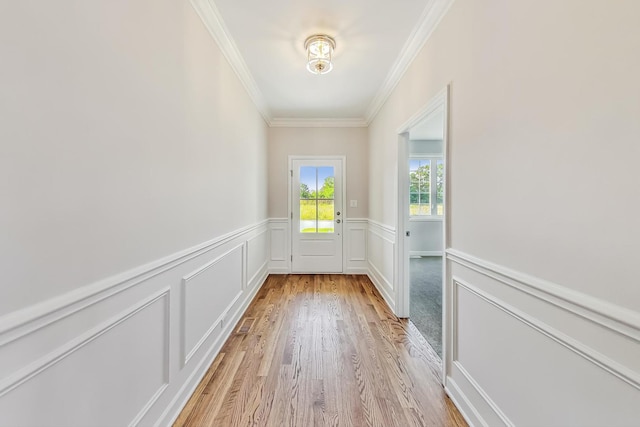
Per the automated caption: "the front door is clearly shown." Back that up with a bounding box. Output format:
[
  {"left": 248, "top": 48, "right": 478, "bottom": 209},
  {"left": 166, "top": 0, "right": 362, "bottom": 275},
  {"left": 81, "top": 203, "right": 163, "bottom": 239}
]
[{"left": 291, "top": 158, "right": 343, "bottom": 273}]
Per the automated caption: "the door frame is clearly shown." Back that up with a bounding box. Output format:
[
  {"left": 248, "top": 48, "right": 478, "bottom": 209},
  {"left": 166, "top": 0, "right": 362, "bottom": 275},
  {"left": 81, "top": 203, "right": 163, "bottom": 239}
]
[
  {"left": 288, "top": 155, "right": 347, "bottom": 273},
  {"left": 395, "top": 85, "right": 450, "bottom": 378}
]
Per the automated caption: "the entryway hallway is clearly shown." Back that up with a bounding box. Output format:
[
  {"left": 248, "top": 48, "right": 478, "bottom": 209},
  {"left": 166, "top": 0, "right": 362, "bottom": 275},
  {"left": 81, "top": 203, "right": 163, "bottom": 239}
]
[{"left": 175, "top": 274, "right": 466, "bottom": 426}]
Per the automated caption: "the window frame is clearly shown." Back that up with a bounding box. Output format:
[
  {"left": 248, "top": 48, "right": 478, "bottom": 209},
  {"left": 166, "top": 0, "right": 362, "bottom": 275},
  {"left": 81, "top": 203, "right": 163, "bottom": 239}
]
[{"left": 409, "top": 155, "right": 444, "bottom": 220}]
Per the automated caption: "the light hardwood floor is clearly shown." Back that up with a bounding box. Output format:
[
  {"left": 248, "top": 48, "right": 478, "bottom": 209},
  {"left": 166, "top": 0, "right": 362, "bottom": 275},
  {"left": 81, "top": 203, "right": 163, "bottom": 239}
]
[{"left": 174, "top": 274, "right": 467, "bottom": 427}]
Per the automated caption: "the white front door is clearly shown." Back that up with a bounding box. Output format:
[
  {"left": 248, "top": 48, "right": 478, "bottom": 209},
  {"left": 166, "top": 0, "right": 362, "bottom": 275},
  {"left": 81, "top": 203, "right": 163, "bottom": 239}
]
[{"left": 291, "top": 158, "right": 343, "bottom": 273}]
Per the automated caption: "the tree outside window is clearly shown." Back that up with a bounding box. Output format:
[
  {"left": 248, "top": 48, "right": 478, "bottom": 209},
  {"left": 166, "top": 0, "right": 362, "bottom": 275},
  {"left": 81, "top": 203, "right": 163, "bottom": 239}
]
[{"left": 410, "top": 158, "right": 444, "bottom": 217}]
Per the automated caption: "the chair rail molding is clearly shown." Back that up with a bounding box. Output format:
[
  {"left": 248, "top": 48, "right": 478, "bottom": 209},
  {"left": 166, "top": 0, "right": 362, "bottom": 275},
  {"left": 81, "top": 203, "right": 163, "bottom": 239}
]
[{"left": 0, "top": 220, "right": 270, "bottom": 427}]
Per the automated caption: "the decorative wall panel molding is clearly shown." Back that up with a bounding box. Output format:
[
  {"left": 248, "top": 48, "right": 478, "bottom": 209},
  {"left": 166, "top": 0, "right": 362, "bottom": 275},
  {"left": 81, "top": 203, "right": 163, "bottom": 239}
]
[
  {"left": 181, "top": 244, "right": 244, "bottom": 366},
  {"left": 344, "top": 219, "right": 368, "bottom": 274},
  {"left": 445, "top": 249, "right": 640, "bottom": 427},
  {"left": 0, "top": 220, "right": 270, "bottom": 427},
  {"left": 268, "top": 218, "right": 290, "bottom": 273},
  {"left": 0, "top": 290, "right": 171, "bottom": 426},
  {"left": 446, "top": 249, "right": 640, "bottom": 341},
  {"left": 367, "top": 220, "right": 396, "bottom": 310}
]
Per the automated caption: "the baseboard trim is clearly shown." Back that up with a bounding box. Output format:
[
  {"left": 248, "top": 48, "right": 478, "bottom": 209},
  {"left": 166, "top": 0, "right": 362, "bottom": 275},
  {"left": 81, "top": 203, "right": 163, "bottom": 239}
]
[
  {"left": 159, "top": 268, "right": 268, "bottom": 426},
  {"left": 410, "top": 251, "right": 443, "bottom": 257},
  {"left": 445, "top": 377, "right": 489, "bottom": 427},
  {"left": 344, "top": 267, "right": 369, "bottom": 275},
  {"left": 367, "top": 262, "right": 395, "bottom": 312},
  {"left": 453, "top": 360, "right": 513, "bottom": 426}
]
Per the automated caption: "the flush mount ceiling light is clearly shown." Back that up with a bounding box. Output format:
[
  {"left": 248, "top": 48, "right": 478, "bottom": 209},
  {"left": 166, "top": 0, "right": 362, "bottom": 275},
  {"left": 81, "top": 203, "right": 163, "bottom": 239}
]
[{"left": 304, "top": 34, "right": 336, "bottom": 75}]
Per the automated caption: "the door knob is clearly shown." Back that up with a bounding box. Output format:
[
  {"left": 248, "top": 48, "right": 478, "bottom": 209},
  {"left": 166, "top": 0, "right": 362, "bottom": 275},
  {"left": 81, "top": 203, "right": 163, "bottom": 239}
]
[
  {"left": 336, "top": 219, "right": 341, "bottom": 224},
  {"left": 336, "top": 211, "right": 341, "bottom": 216}
]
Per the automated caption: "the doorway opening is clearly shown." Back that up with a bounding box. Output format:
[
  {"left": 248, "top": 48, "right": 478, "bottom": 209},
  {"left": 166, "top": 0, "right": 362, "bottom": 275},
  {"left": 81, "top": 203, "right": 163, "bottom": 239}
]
[
  {"left": 396, "top": 87, "right": 449, "bottom": 368},
  {"left": 408, "top": 151, "right": 444, "bottom": 357}
]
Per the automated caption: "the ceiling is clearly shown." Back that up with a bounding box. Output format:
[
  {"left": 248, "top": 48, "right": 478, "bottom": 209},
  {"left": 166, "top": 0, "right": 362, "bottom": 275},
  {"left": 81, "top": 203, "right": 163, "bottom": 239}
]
[{"left": 191, "top": 0, "right": 452, "bottom": 126}]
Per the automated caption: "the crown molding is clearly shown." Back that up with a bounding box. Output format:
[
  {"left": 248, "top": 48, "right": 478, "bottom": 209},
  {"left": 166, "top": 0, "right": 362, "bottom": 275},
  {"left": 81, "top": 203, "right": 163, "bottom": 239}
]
[
  {"left": 269, "top": 118, "right": 368, "bottom": 128},
  {"left": 191, "top": 0, "right": 454, "bottom": 128},
  {"left": 364, "top": 0, "right": 455, "bottom": 124},
  {"left": 190, "top": 0, "right": 272, "bottom": 124}
]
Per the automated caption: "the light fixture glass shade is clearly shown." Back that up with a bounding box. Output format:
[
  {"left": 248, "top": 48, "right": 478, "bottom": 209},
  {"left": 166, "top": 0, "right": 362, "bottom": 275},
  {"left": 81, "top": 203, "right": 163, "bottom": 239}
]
[{"left": 304, "top": 35, "right": 335, "bottom": 75}]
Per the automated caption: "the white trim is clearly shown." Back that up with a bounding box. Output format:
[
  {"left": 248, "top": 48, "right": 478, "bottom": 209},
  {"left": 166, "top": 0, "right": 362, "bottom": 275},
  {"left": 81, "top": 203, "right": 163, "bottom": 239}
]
[
  {"left": 410, "top": 251, "right": 443, "bottom": 257},
  {"left": 190, "top": 0, "right": 454, "bottom": 127},
  {"left": 446, "top": 249, "right": 640, "bottom": 341},
  {"left": 246, "top": 229, "right": 268, "bottom": 289},
  {"left": 409, "top": 154, "right": 444, "bottom": 159},
  {"left": 396, "top": 87, "right": 449, "bottom": 134},
  {"left": 344, "top": 218, "right": 369, "bottom": 223},
  {"left": 346, "top": 230, "right": 367, "bottom": 261},
  {"left": 366, "top": 0, "right": 455, "bottom": 123},
  {"left": 453, "top": 277, "right": 640, "bottom": 391},
  {"left": 452, "top": 360, "right": 514, "bottom": 426},
  {"left": 367, "top": 218, "right": 396, "bottom": 234},
  {"left": 0, "top": 220, "right": 269, "bottom": 346},
  {"left": 367, "top": 226, "right": 395, "bottom": 245},
  {"left": 0, "top": 289, "right": 171, "bottom": 410},
  {"left": 444, "top": 377, "right": 489, "bottom": 427},
  {"left": 409, "top": 216, "right": 444, "bottom": 222},
  {"left": 189, "top": 0, "right": 271, "bottom": 124},
  {"left": 181, "top": 243, "right": 245, "bottom": 366},
  {"left": 367, "top": 262, "right": 396, "bottom": 312},
  {"left": 160, "top": 267, "right": 268, "bottom": 427},
  {"left": 269, "top": 118, "right": 368, "bottom": 128},
  {"left": 248, "top": 260, "right": 268, "bottom": 288},
  {"left": 396, "top": 85, "right": 450, "bottom": 385}
]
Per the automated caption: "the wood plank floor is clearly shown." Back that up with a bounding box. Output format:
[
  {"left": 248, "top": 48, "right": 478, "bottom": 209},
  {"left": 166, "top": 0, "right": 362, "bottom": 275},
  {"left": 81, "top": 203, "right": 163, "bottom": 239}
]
[{"left": 174, "top": 274, "right": 467, "bottom": 427}]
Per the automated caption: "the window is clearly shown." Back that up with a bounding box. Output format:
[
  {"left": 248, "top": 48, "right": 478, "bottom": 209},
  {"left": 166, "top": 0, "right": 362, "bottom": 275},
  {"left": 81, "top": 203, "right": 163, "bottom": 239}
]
[
  {"left": 299, "top": 166, "right": 335, "bottom": 233},
  {"left": 410, "top": 158, "right": 444, "bottom": 217}
]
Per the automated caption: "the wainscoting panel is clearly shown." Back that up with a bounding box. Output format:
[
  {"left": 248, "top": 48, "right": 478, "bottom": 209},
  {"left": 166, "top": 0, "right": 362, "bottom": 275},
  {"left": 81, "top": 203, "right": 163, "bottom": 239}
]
[
  {"left": 246, "top": 229, "right": 268, "bottom": 288},
  {"left": 0, "top": 291, "right": 170, "bottom": 427},
  {"left": 0, "top": 220, "right": 270, "bottom": 427},
  {"left": 445, "top": 249, "right": 640, "bottom": 427},
  {"left": 268, "top": 218, "right": 290, "bottom": 273},
  {"left": 181, "top": 244, "right": 244, "bottom": 366},
  {"left": 367, "top": 220, "right": 396, "bottom": 311},
  {"left": 344, "top": 218, "right": 368, "bottom": 274}
]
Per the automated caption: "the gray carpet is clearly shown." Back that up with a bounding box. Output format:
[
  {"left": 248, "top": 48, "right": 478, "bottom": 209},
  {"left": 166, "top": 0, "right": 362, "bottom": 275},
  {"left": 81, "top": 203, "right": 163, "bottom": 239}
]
[{"left": 410, "top": 256, "right": 442, "bottom": 357}]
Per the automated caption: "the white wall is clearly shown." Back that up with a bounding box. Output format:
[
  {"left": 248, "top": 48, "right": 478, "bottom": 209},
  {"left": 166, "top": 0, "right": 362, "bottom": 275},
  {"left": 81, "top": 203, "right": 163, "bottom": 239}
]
[
  {"left": 368, "top": 0, "right": 640, "bottom": 425},
  {"left": 0, "top": 1, "right": 269, "bottom": 425},
  {"left": 268, "top": 127, "right": 369, "bottom": 219},
  {"left": 409, "top": 220, "right": 443, "bottom": 255}
]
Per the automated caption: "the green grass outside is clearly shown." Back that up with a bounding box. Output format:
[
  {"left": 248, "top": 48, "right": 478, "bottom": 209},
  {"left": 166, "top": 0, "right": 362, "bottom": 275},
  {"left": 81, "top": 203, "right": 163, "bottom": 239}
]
[
  {"left": 301, "top": 228, "right": 334, "bottom": 233},
  {"left": 410, "top": 204, "right": 444, "bottom": 216},
  {"left": 300, "top": 200, "right": 334, "bottom": 220}
]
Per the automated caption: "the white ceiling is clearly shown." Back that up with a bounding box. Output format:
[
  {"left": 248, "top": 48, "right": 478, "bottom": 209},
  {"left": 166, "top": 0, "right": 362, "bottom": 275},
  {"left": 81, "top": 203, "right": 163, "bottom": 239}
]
[{"left": 192, "top": 0, "right": 453, "bottom": 126}]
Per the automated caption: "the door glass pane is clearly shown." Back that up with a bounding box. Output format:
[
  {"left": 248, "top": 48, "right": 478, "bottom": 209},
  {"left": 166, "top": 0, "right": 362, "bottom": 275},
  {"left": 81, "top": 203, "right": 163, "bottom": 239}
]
[
  {"left": 299, "top": 165, "right": 336, "bottom": 233},
  {"left": 317, "top": 167, "right": 335, "bottom": 199},
  {"left": 317, "top": 200, "right": 334, "bottom": 233},
  {"left": 300, "top": 166, "right": 316, "bottom": 199},
  {"left": 300, "top": 200, "right": 317, "bottom": 233}
]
